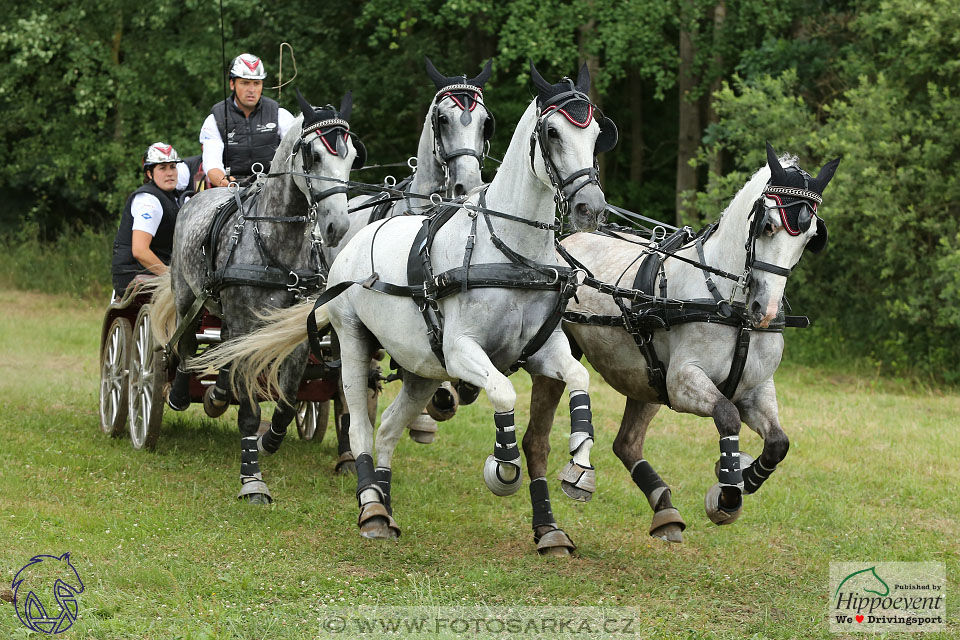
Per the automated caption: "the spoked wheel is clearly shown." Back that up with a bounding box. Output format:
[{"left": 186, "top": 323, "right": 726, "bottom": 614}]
[
  {"left": 99, "top": 317, "right": 132, "bottom": 437},
  {"left": 296, "top": 400, "right": 329, "bottom": 442},
  {"left": 128, "top": 305, "right": 165, "bottom": 450}
]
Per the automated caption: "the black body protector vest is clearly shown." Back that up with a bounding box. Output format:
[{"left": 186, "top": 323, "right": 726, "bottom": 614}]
[
  {"left": 111, "top": 182, "right": 180, "bottom": 293},
  {"left": 211, "top": 96, "right": 281, "bottom": 178}
]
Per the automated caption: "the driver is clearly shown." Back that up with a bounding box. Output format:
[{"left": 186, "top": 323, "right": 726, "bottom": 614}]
[
  {"left": 199, "top": 53, "right": 295, "bottom": 187},
  {"left": 111, "top": 143, "right": 190, "bottom": 297}
]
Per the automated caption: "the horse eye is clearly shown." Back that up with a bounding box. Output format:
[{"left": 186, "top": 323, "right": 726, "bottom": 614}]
[
  {"left": 438, "top": 114, "right": 449, "bottom": 125},
  {"left": 547, "top": 127, "right": 560, "bottom": 140}
]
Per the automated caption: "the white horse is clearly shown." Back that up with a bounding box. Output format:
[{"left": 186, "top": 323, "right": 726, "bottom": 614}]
[
  {"left": 192, "top": 62, "right": 618, "bottom": 544},
  {"left": 524, "top": 143, "right": 839, "bottom": 551},
  {"left": 323, "top": 58, "right": 495, "bottom": 460}
]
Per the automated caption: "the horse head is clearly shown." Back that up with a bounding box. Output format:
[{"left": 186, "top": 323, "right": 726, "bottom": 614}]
[
  {"left": 292, "top": 89, "right": 363, "bottom": 247},
  {"left": 528, "top": 60, "right": 617, "bottom": 232},
  {"left": 424, "top": 57, "right": 494, "bottom": 198},
  {"left": 746, "top": 142, "right": 839, "bottom": 328}
]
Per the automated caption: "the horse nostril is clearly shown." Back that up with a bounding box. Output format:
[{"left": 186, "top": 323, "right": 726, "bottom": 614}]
[
  {"left": 325, "top": 222, "right": 335, "bottom": 238},
  {"left": 454, "top": 183, "right": 466, "bottom": 197}
]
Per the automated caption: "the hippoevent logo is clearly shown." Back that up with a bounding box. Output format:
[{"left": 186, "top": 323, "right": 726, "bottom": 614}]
[
  {"left": 830, "top": 562, "right": 945, "bottom": 633},
  {"left": 12, "top": 553, "right": 84, "bottom": 635}
]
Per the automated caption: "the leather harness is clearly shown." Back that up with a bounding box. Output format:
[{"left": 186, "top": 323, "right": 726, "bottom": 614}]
[{"left": 559, "top": 187, "right": 818, "bottom": 407}]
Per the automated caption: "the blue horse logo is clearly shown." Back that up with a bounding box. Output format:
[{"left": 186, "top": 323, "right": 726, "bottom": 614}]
[{"left": 12, "top": 552, "right": 84, "bottom": 634}]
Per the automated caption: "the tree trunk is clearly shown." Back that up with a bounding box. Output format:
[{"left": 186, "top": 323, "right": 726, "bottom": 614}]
[
  {"left": 578, "top": 6, "right": 606, "bottom": 181},
  {"left": 111, "top": 13, "right": 124, "bottom": 142},
  {"left": 706, "top": 0, "right": 726, "bottom": 182},
  {"left": 629, "top": 71, "right": 644, "bottom": 185},
  {"left": 675, "top": 7, "right": 700, "bottom": 226}
]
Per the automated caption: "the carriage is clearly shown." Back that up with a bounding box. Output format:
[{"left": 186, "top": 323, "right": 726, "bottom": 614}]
[{"left": 97, "top": 276, "right": 337, "bottom": 450}]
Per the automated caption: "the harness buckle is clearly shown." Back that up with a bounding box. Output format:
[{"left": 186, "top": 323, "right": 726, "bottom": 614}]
[
  {"left": 545, "top": 268, "right": 559, "bottom": 286},
  {"left": 287, "top": 271, "right": 301, "bottom": 291}
]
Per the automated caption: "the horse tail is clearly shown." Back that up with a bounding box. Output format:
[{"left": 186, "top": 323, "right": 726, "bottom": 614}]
[
  {"left": 143, "top": 274, "right": 177, "bottom": 349},
  {"left": 187, "top": 299, "right": 329, "bottom": 404}
]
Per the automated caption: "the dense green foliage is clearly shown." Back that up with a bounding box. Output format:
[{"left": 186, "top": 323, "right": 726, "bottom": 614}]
[{"left": 2, "top": 0, "right": 958, "bottom": 379}]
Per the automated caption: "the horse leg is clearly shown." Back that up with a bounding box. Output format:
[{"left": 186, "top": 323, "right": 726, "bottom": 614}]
[
  {"left": 444, "top": 338, "right": 521, "bottom": 496},
  {"left": 259, "top": 342, "right": 309, "bottom": 456},
  {"left": 611, "top": 397, "right": 685, "bottom": 542},
  {"left": 669, "top": 364, "right": 744, "bottom": 525},
  {"left": 735, "top": 379, "right": 788, "bottom": 495},
  {"left": 372, "top": 372, "right": 440, "bottom": 517},
  {"left": 336, "top": 317, "right": 399, "bottom": 539},
  {"left": 523, "top": 330, "right": 597, "bottom": 502},
  {"left": 332, "top": 378, "right": 356, "bottom": 474},
  {"left": 236, "top": 383, "right": 270, "bottom": 504},
  {"left": 523, "top": 374, "right": 576, "bottom": 556}
]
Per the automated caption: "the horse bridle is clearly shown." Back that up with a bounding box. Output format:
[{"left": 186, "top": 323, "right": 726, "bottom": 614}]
[
  {"left": 745, "top": 168, "right": 824, "bottom": 279},
  {"left": 430, "top": 83, "right": 493, "bottom": 180},
  {"left": 528, "top": 90, "right": 605, "bottom": 216},
  {"left": 293, "top": 116, "right": 366, "bottom": 217}
]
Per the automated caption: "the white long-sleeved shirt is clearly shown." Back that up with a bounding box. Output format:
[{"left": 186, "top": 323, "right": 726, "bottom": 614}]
[
  {"left": 198, "top": 99, "right": 295, "bottom": 175},
  {"left": 130, "top": 163, "right": 191, "bottom": 236}
]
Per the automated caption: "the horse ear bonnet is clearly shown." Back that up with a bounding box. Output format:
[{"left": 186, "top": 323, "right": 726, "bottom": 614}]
[
  {"left": 529, "top": 59, "right": 617, "bottom": 155},
  {"left": 295, "top": 87, "right": 365, "bottom": 170},
  {"left": 807, "top": 218, "right": 828, "bottom": 253},
  {"left": 765, "top": 141, "right": 833, "bottom": 251}
]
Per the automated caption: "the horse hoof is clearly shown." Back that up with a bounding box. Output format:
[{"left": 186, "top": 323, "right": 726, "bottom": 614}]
[
  {"left": 714, "top": 452, "right": 754, "bottom": 480},
  {"left": 704, "top": 483, "right": 743, "bottom": 525},
  {"left": 426, "top": 382, "right": 459, "bottom": 422},
  {"left": 335, "top": 451, "right": 357, "bottom": 475},
  {"left": 202, "top": 386, "right": 229, "bottom": 418},
  {"left": 483, "top": 455, "right": 522, "bottom": 496},
  {"left": 649, "top": 507, "right": 686, "bottom": 543},
  {"left": 535, "top": 528, "right": 576, "bottom": 556},
  {"left": 651, "top": 523, "right": 684, "bottom": 543},
  {"left": 558, "top": 461, "right": 595, "bottom": 502},
  {"left": 358, "top": 503, "right": 400, "bottom": 539},
  {"left": 407, "top": 412, "right": 438, "bottom": 444},
  {"left": 243, "top": 493, "right": 271, "bottom": 505},
  {"left": 359, "top": 517, "right": 400, "bottom": 540}
]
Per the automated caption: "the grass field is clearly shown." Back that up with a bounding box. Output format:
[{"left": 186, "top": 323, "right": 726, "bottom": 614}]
[{"left": 0, "top": 288, "right": 956, "bottom": 639}]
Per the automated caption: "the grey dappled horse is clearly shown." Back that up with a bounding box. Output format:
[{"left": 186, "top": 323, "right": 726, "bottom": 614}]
[
  {"left": 323, "top": 58, "right": 495, "bottom": 461},
  {"left": 191, "top": 62, "right": 617, "bottom": 544},
  {"left": 526, "top": 144, "right": 839, "bottom": 549},
  {"left": 152, "top": 91, "right": 361, "bottom": 504}
]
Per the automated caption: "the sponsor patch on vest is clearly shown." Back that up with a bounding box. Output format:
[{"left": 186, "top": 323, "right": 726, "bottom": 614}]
[
  {"left": 259, "top": 123, "right": 277, "bottom": 131},
  {"left": 141, "top": 213, "right": 152, "bottom": 219}
]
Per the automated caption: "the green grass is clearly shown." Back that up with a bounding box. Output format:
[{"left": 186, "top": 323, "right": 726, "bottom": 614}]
[{"left": 0, "top": 288, "right": 956, "bottom": 639}]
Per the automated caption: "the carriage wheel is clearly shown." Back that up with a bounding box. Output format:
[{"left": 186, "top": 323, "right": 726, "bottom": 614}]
[
  {"left": 99, "top": 317, "right": 132, "bottom": 437},
  {"left": 128, "top": 305, "right": 164, "bottom": 450},
  {"left": 296, "top": 400, "right": 329, "bottom": 442}
]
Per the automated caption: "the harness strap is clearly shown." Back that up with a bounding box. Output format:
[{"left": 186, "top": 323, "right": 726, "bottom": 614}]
[
  {"left": 695, "top": 237, "right": 734, "bottom": 318},
  {"left": 719, "top": 327, "right": 751, "bottom": 399}
]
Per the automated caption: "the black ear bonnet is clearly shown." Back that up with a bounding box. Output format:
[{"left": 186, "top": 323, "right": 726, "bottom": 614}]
[
  {"left": 295, "top": 88, "right": 366, "bottom": 170},
  {"left": 426, "top": 57, "right": 495, "bottom": 141},
  {"left": 764, "top": 142, "right": 838, "bottom": 254},
  {"left": 529, "top": 61, "right": 617, "bottom": 155}
]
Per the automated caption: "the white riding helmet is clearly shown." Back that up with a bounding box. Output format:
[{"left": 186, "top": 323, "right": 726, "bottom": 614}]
[
  {"left": 229, "top": 53, "right": 267, "bottom": 80},
  {"left": 142, "top": 142, "right": 181, "bottom": 169}
]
